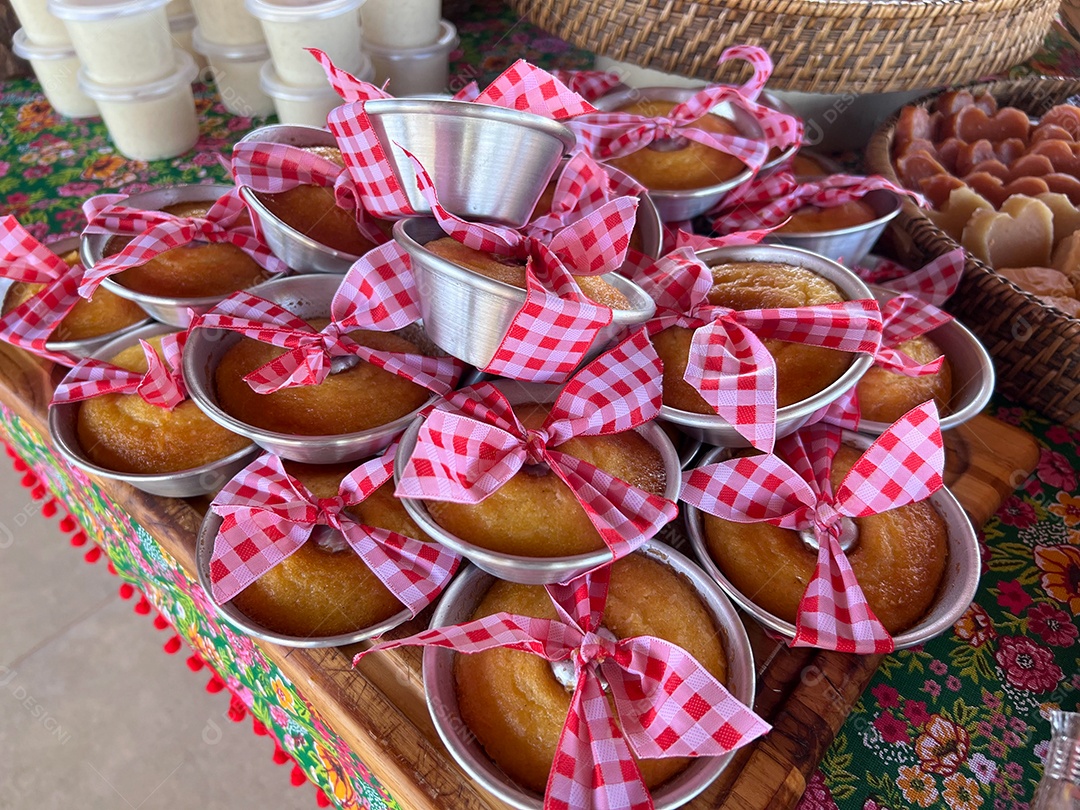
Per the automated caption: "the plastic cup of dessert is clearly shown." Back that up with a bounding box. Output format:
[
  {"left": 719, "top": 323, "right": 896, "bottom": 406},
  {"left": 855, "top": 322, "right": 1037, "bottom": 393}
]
[
  {"left": 683, "top": 436, "right": 981, "bottom": 651},
  {"left": 182, "top": 274, "right": 448, "bottom": 465},
  {"left": 245, "top": 0, "right": 364, "bottom": 87},
  {"left": 363, "top": 19, "right": 458, "bottom": 98},
  {"left": 360, "top": 0, "right": 440, "bottom": 49},
  {"left": 193, "top": 26, "right": 274, "bottom": 118},
  {"left": 190, "top": 0, "right": 264, "bottom": 45},
  {"left": 77, "top": 49, "right": 199, "bottom": 162},
  {"left": 10, "top": 28, "right": 98, "bottom": 118},
  {"left": 259, "top": 59, "right": 368, "bottom": 129},
  {"left": 194, "top": 508, "right": 413, "bottom": 648},
  {"left": 79, "top": 183, "right": 268, "bottom": 326},
  {"left": 167, "top": 0, "right": 192, "bottom": 18},
  {"left": 10, "top": 0, "right": 71, "bottom": 45},
  {"left": 48, "top": 321, "right": 260, "bottom": 498},
  {"left": 359, "top": 97, "right": 577, "bottom": 227},
  {"left": 394, "top": 379, "right": 681, "bottom": 586},
  {"left": 422, "top": 539, "right": 758, "bottom": 810},
  {"left": 48, "top": 0, "right": 174, "bottom": 86},
  {"left": 169, "top": 12, "right": 207, "bottom": 70},
  {"left": 592, "top": 87, "right": 764, "bottom": 222},
  {"left": 394, "top": 218, "right": 657, "bottom": 370},
  {"left": 763, "top": 189, "right": 902, "bottom": 267}
]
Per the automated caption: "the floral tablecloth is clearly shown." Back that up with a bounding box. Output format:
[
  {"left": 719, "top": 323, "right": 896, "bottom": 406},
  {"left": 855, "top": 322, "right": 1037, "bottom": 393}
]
[{"left": 1, "top": 2, "right": 1078, "bottom": 808}]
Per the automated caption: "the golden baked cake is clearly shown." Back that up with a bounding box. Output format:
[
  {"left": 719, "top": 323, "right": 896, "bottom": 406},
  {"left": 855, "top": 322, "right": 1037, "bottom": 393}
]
[
  {"left": 214, "top": 318, "right": 431, "bottom": 436},
  {"left": 775, "top": 199, "right": 878, "bottom": 234},
  {"left": 606, "top": 99, "right": 746, "bottom": 191},
  {"left": 654, "top": 261, "right": 853, "bottom": 414},
  {"left": 424, "top": 236, "right": 632, "bottom": 310},
  {"left": 856, "top": 335, "right": 952, "bottom": 424},
  {"left": 104, "top": 201, "right": 269, "bottom": 298},
  {"left": 790, "top": 153, "right": 830, "bottom": 177},
  {"left": 703, "top": 444, "right": 948, "bottom": 634},
  {"left": 427, "top": 403, "right": 665, "bottom": 557},
  {"left": 455, "top": 553, "right": 727, "bottom": 793},
  {"left": 2, "top": 248, "right": 144, "bottom": 341},
  {"left": 230, "top": 460, "right": 430, "bottom": 637},
  {"left": 77, "top": 335, "right": 251, "bottom": 473}
]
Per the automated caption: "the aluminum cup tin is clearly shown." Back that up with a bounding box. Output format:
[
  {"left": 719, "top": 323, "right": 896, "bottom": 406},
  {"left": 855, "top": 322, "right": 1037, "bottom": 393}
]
[
  {"left": 195, "top": 508, "right": 412, "bottom": 648},
  {"left": 80, "top": 183, "right": 272, "bottom": 327},
  {"left": 422, "top": 540, "right": 758, "bottom": 810},
  {"left": 236, "top": 123, "right": 364, "bottom": 275},
  {"left": 47, "top": 321, "right": 259, "bottom": 497},
  {"left": 659, "top": 244, "right": 876, "bottom": 447},
  {"left": 394, "top": 379, "right": 681, "bottom": 585},
  {"left": 394, "top": 217, "right": 656, "bottom": 370},
  {"left": 684, "top": 438, "right": 981, "bottom": 650},
  {"left": 182, "top": 273, "right": 443, "bottom": 464},
  {"left": 592, "top": 86, "right": 764, "bottom": 222},
  {"left": 361, "top": 97, "right": 576, "bottom": 227}
]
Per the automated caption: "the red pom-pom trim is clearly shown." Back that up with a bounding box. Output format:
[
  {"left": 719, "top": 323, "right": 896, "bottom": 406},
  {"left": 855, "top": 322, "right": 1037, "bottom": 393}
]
[
  {"left": 228, "top": 695, "right": 246, "bottom": 723},
  {"left": 134, "top": 597, "right": 151, "bottom": 615},
  {"left": 185, "top": 655, "right": 204, "bottom": 672},
  {"left": 290, "top": 765, "right": 307, "bottom": 787},
  {"left": 69, "top": 531, "right": 87, "bottom": 547},
  {"left": 163, "top": 635, "right": 182, "bottom": 654},
  {"left": 58, "top": 514, "right": 76, "bottom": 533},
  {"left": 152, "top": 615, "right": 170, "bottom": 631},
  {"left": 118, "top": 583, "right": 135, "bottom": 600},
  {"left": 83, "top": 546, "right": 102, "bottom": 563},
  {"left": 272, "top": 745, "right": 290, "bottom": 765},
  {"left": 252, "top": 719, "right": 268, "bottom": 736},
  {"left": 41, "top": 499, "right": 58, "bottom": 518},
  {"left": 206, "top": 676, "right": 225, "bottom": 694},
  {"left": 316, "top": 790, "right": 332, "bottom": 807}
]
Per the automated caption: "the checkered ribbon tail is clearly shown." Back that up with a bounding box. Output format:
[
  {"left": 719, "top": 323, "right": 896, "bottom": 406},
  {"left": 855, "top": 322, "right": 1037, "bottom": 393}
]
[
  {"left": 397, "top": 329, "right": 678, "bottom": 564},
  {"left": 526, "top": 150, "right": 626, "bottom": 237},
  {"left": 51, "top": 333, "right": 187, "bottom": 409},
  {"left": 663, "top": 223, "right": 776, "bottom": 253},
  {"left": 550, "top": 69, "right": 624, "bottom": 102},
  {"left": 854, "top": 249, "right": 964, "bottom": 307},
  {"left": 681, "top": 402, "right": 945, "bottom": 654},
  {"left": 208, "top": 445, "right": 459, "bottom": 611},
  {"left": 78, "top": 189, "right": 287, "bottom": 298},
  {"left": 875, "top": 294, "right": 953, "bottom": 376},
  {"left": 715, "top": 45, "right": 803, "bottom": 151},
  {"left": 355, "top": 571, "right": 769, "bottom": 810}
]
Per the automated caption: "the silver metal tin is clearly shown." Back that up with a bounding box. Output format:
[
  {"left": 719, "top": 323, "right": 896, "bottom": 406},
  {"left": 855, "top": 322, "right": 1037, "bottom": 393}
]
[
  {"left": 47, "top": 321, "right": 259, "bottom": 497},
  {"left": 362, "top": 97, "right": 576, "bottom": 226},
  {"left": 80, "top": 183, "right": 271, "bottom": 327},
  {"left": 684, "top": 437, "right": 981, "bottom": 650},
  {"left": 659, "top": 244, "right": 876, "bottom": 447},
  {"left": 182, "top": 274, "right": 442, "bottom": 464},
  {"left": 236, "top": 123, "right": 363, "bottom": 275},
  {"left": 763, "top": 189, "right": 902, "bottom": 267},
  {"left": 394, "top": 217, "right": 656, "bottom": 370},
  {"left": 594, "top": 161, "right": 663, "bottom": 261},
  {"left": 394, "top": 379, "right": 681, "bottom": 585},
  {"left": 593, "top": 87, "right": 763, "bottom": 222},
  {"left": 194, "top": 508, "right": 412, "bottom": 648},
  {"left": 423, "top": 540, "right": 757, "bottom": 810},
  {"left": 857, "top": 280, "right": 995, "bottom": 435}
]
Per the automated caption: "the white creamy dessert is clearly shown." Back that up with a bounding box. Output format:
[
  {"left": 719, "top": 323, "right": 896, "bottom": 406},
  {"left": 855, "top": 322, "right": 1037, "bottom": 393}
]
[
  {"left": 360, "top": 0, "right": 441, "bottom": 49},
  {"left": 11, "top": 28, "right": 97, "bottom": 117},
  {"left": 190, "top": 0, "right": 264, "bottom": 46},
  {"left": 259, "top": 59, "right": 366, "bottom": 127},
  {"left": 194, "top": 27, "right": 274, "bottom": 118},
  {"left": 10, "top": 0, "right": 71, "bottom": 45},
  {"left": 245, "top": 0, "right": 365, "bottom": 87},
  {"left": 364, "top": 20, "right": 457, "bottom": 97}
]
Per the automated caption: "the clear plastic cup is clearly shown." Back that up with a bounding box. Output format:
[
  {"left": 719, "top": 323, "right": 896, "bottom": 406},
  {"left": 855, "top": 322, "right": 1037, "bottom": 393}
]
[
  {"left": 363, "top": 19, "right": 457, "bottom": 97},
  {"left": 170, "top": 12, "right": 207, "bottom": 70},
  {"left": 11, "top": 28, "right": 98, "bottom": 117},
  {"left": 167, "top": 0, "right": 192, "bottom": 18},
  {"left": 78, "top": 48, "right": 199, "bottom": 161},
  {"left": 190, "top": 0, "right": 264, "bottom": 46},
  {"left": 193, "top": 26, "right": 274, "bottom": 118},
  {"left": 259, "top": 58, "right": 370, "bottom": 128},
  {"left": 245, "top": 0, "right": 364, "bottom": 87},
  {"left": 10, "top": 0, "right": 71, "bottom": 45},
  {"left": 360, "top": 0, "right": 439, "bottom": 48},
  {"left": 48, "top": 0, "right": 174, "bottom": 86}
]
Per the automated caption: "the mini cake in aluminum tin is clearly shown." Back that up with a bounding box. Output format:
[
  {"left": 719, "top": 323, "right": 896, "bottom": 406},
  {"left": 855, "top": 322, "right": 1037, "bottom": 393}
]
[
  {"left": 394, "top": 379, "right": 681, "bottom": 585},
  {"left": 48, "top": 321, "right": 259, "bottom": 497},
  {"left": 394, "top": 218, "right": 656, "bottom": 370},
  {"left": 659, "top": 244, "right": 876, "bottom": 447},
  {"left": 422, "top": 540, "right": 758, "bottom": 810},
  {"left": 182, "top": 274, "right": 445, "bottom": 465},
  {"left": 684, "top": 438, "right": 980, "bottom": 650},
  {"left": 80, "top": 183, "right": 273, "bottom": 327}
]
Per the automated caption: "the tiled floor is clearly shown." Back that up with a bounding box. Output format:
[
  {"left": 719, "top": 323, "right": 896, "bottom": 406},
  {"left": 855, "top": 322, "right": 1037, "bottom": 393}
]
[{"left": 0, "top": 461, "right": 314, "bottom": 810}]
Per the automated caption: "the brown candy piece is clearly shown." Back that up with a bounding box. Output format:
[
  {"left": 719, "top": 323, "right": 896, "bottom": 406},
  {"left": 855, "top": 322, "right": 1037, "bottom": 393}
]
[
  {"left": 894, "top": 105, "right": 939, "bottom": 155},
  {"left": 1026, "top": 139, "right": 1080, "bottom": 175},
  {"left": 927, "top": 186, "right": 994, "bottom": 241},
  {"left": 940, "top": 106, "right": 1030, "bottom": 144},
  {"left": 997, "top": 266, "right": 1074, "bottom": 298},
  {"left": 966, "top": 159, "right": 1010, "bottom": 180},
  {"left": 897, "top": 150, "right": 950, "bottom": 191},
  {"left": 935, "top": 90, "right": 997, "bottom": 116},
  {"left": 919, "top": 174, "right": 967, "bottom": 210},
  {"left": 1036, "top": 192, "right": 1080, "bottom": 247},
  {"left": 1039, "top": 106, "right": 1080, "bottom": 141},
  {"left": 1043, "top": 173, "right": 1080, "bottom": 205},
  {"left": 1006, "top": 154, "right": 1056, "bottom": 181},
  {"left": 1030, "top": 124, "right": 1077, "bottom": 145},
  {"left": 962, "top": 195, "right": 1054, "bottom": 269},
  {"left": 954, "top": 139, "right": 998, "bottom": 176},
  {"left": 996, "top": 138, "right": 1028, "bottom": 166}
]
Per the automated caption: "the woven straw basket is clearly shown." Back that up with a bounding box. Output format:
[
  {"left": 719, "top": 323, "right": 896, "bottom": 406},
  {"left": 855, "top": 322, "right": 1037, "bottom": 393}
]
[
  {"left": 508, "top": 0, "right": 1057, "bottom": 94},
  {"left": 867, "top": 77, "right": 1080, "bottom": 427}
]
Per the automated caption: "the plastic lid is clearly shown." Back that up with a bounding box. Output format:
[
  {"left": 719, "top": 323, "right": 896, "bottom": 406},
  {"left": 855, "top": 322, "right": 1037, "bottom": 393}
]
[
  {"left": 48, "top": 0, "right": 170, "bottom": 22},
  {"left": 169, "top": 11, "right": 195, "bottom": 32},
  {"left": 244, "top": 0, "right": 363, "bottom": 23},
  {"left": 192, "top": 25, "right": 269, "bottom": 61},
  {"left": 259, "top": 56, "right": 370, "bottom": 99},
  {"left": 362, "top": 19, "right": 456, "bottom": 60},
  {"left": 78, "top": 48, "right": 198, "bottom": 101},
  {"left": 11, "top": 28, "right": 77, "bottom": 61}
]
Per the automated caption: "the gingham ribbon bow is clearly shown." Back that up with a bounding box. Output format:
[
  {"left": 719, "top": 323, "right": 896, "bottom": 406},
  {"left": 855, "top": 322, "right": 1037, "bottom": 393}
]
[
  {"left": 208, "top": 443, "right": 460, "bottom": 611},
  {"left": 632, "top": 249, "right": 883, "bottom": 452},
  {"left": 192, "top": 286, "right": 462, "bottom": 396},
  {"left": 854, "top": 249, "right": 964, "bottom": 307},
  {"left": 51, "top": 331, "right": 187, "bottom": 409},
  {"left": 550, "top": 69, "right": 624, "bottom": 101},
  {"left": 356, "top": 564, "right": 770, "bottom": 810},
  {"left": 397, "top": 329, "right": 678, "bottom": 564},
  {"left": 79, "top": 188, "right": 287, "bottom": 298},
  {"left": 526, "top": 150, "right": 645, "bottom": 237},
  {"left": 681, "top": 402, "right": 945, "bottom": 654}
]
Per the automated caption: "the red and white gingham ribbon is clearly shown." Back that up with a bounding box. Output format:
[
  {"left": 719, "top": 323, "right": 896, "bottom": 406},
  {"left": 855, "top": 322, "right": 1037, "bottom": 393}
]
[
  {"left": 356, "top": 563, "right": 769, "bottom": 810},
  {"left": 79, "top": 188, "right": 288, "bottom": 299},
  {"left": 854, "top": 249, "right": 964, "bottom": 308},
  {"left": 660, "top": 222, "right": 776, "bottom": 254},
  {"left": 526, "top": 150, "right": 644, "bottom": 238},
  {"left": 208, "top": 442, "right": 459, "bottom": 611},
  {"left": 51, "top": 331, "right": 187, "bottom": 409},
  {"left": 628, "top": 249, "right": 882, "bottom": 452},
  {"left": 397, "top": 329, "right": 678, "bottom": 565},
  {"left": 682, "top": 402, "right": 945, "bottom": 654},
  {"left": 550, "top": 69, "right": 624, "bottom": 102}
]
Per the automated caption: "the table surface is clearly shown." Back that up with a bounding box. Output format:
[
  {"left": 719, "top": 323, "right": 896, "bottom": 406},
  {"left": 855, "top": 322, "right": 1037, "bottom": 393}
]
[{"left": 1, "top": 3, "right": 1079, "bottom": 809}]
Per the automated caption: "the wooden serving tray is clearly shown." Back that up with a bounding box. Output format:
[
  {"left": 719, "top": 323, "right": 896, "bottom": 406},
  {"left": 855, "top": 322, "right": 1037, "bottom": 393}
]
[{"left": 0, "top": 342, "right": 1040, "bottom": 810}]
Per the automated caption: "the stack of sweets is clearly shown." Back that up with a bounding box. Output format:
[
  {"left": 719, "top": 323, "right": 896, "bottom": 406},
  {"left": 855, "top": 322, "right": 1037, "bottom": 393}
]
[
  {"left": 360, "top": 0, "right": 458, "bottom": 96},
  {"left": 189, "top": 0, "right": 274, "bottom": 117},
  {"left": 8, "top": 0, "right": 94, "bottom": 117}
]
